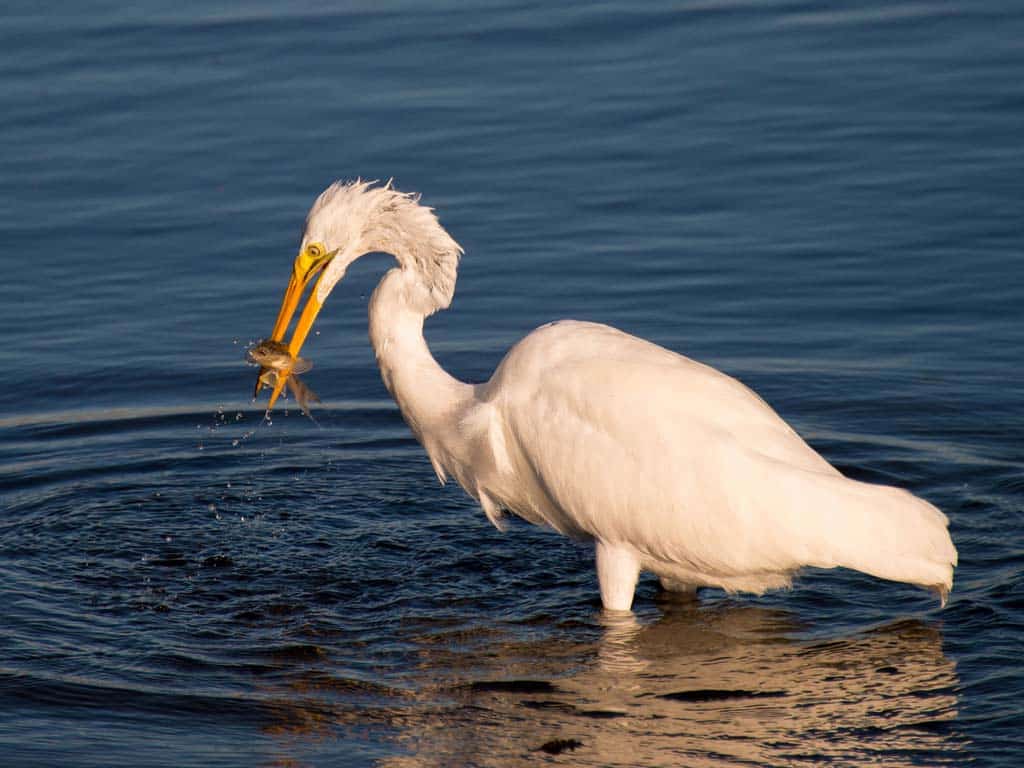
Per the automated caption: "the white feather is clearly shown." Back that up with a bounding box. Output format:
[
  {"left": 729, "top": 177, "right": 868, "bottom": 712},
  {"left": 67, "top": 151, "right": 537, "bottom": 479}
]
[{"left": 299, "top": 180, "right": 958, "bottom": 612}]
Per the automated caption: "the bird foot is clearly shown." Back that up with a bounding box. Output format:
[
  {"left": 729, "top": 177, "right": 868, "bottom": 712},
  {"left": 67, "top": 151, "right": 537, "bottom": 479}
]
[{"left": 657, "top": 577, "right": 699, "bottom": 602}]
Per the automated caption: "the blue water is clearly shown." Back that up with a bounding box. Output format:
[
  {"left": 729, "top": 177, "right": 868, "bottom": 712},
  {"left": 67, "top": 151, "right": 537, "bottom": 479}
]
[{"left": 2, "top": 1, "right": 1022, "bottom": 765}]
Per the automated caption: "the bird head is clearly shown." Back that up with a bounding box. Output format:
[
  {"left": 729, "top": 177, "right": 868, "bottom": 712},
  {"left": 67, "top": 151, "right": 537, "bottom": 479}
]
[
  {"left": 257, "top": 179, "right": 462, "bottom": 411},
  {"left": 258, "top": 180, "right": 458, "bottom": 411},
  {"left": 256, "top": 183, "right": 363, "bottom": 410},
  {"left": 267, "top": 180, "right": 381, "bottom": 348}
]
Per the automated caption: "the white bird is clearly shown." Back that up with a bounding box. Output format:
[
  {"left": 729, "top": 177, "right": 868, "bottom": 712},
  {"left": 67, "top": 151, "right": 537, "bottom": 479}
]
[{"left": 257, "top": 179, "right": 957, "bottom": 612}]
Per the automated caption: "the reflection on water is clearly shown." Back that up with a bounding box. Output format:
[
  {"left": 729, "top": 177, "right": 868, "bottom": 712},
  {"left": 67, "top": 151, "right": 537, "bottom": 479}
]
[
  {"left": 258, "top": 602, "right": 962, "bottom": 766},
  {"left": 3, "top": 0, "right": 1021, "bottom": 762}
]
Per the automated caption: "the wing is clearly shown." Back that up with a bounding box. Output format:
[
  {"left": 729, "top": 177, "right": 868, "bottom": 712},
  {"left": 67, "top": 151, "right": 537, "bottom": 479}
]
[
  {"left": 488, "top": 319, "right": 836, "bottom": 475},
  {"left": 478, "top": 321, "right": 954, "bottom": 591}
]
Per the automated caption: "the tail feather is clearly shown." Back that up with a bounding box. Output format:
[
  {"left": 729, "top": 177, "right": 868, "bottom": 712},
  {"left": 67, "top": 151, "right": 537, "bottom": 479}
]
[
  {"left": 739, "top": 453, "right": 957, "bottom": 600},
  {"left": 829, "top": 483, "right": 955, "bottom": 593}
]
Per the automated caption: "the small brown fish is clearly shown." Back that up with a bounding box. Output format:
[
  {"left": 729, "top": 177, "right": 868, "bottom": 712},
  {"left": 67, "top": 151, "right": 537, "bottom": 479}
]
[{"left": 246, "top": 339, "right": 320, "bottom": 417}]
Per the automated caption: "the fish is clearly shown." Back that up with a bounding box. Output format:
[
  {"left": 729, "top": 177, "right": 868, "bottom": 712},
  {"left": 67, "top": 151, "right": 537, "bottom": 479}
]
[{"left": 246, "top": 339, "right": 321, "bottom": 417}]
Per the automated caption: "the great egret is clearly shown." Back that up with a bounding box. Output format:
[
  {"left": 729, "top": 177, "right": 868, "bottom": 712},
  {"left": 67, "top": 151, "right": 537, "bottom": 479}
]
[{"left": 256, "top": 179, "right": 957, "bottom": 612}]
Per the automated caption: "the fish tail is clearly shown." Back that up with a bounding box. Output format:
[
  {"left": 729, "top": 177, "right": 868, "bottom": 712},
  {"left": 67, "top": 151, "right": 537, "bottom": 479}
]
[{"left": 286, "top": 375, "right": 320, "bottom": 418}]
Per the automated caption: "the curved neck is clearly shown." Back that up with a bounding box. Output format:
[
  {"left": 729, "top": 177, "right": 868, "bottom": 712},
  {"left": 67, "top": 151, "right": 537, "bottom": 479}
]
[{"left": 368, "top": 268, "right": 473, "bottom": 460}]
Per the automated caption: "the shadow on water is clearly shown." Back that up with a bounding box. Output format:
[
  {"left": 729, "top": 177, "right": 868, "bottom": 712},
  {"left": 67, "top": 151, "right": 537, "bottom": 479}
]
[{"left": 254, "top": 602, "right": 964, "bottom": 767}]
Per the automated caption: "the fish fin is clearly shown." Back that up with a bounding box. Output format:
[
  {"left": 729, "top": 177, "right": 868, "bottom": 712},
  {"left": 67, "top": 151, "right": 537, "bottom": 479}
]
[
  {"left": 291, "top": 356, "right": 313, "bottom": 375},
  {"left": 287, "top": 375, "right": 320, "bottom": 421},
  {"left": 254, "top": 369, "right": 276, "bottom": 399}
]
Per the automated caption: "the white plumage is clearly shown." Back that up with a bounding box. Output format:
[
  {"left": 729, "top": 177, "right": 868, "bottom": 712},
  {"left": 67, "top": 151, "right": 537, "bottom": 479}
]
[{"left": 265, "top": 179, "right": 957, "bottom": 612}]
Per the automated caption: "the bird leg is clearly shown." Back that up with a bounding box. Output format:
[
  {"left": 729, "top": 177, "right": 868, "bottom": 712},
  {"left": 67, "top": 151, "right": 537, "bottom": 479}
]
[
  {"left": 658, "top": 576, "right": 698, "bottom": 595},
  {"left": 595, "top": 540, "right": 641, "bottom": 612}
]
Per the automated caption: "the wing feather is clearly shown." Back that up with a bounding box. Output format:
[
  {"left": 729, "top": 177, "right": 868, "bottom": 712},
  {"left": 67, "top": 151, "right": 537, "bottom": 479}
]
[{"left": 479, "top": 321, "right": 953, "bottom": 592}]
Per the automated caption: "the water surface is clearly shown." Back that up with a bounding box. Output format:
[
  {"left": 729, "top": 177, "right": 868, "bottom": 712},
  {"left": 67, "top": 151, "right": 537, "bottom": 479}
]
[{"left": 1, "top": 1, "right": 1022, "bottom": 765}]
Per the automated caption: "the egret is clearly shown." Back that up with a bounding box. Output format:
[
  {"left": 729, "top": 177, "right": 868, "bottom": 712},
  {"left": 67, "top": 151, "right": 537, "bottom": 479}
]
[{"left": 257, "top": 179, "right": 957, "bottom": 612}]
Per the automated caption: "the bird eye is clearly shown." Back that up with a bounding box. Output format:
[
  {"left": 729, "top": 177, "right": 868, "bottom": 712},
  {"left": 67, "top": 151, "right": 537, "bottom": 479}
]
[{"left": 307, "top": 244, "right": 323, "bottom": 259}]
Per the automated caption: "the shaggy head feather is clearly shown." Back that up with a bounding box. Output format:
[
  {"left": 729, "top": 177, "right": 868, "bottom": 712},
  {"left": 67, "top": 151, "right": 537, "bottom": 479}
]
[{"left": 305, "top": 179, "right": 463, "bottom": 313}]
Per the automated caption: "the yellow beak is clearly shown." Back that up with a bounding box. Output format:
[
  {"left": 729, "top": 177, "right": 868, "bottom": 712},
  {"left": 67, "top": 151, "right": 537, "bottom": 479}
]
[{"left": 256, "top": 250, "right": 333, "bottom": 412}]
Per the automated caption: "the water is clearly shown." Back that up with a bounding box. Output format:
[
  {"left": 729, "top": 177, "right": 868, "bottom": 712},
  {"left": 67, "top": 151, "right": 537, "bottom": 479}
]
[{"left": 1, "top": 1, "right": 1022, "bottom": 765}]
